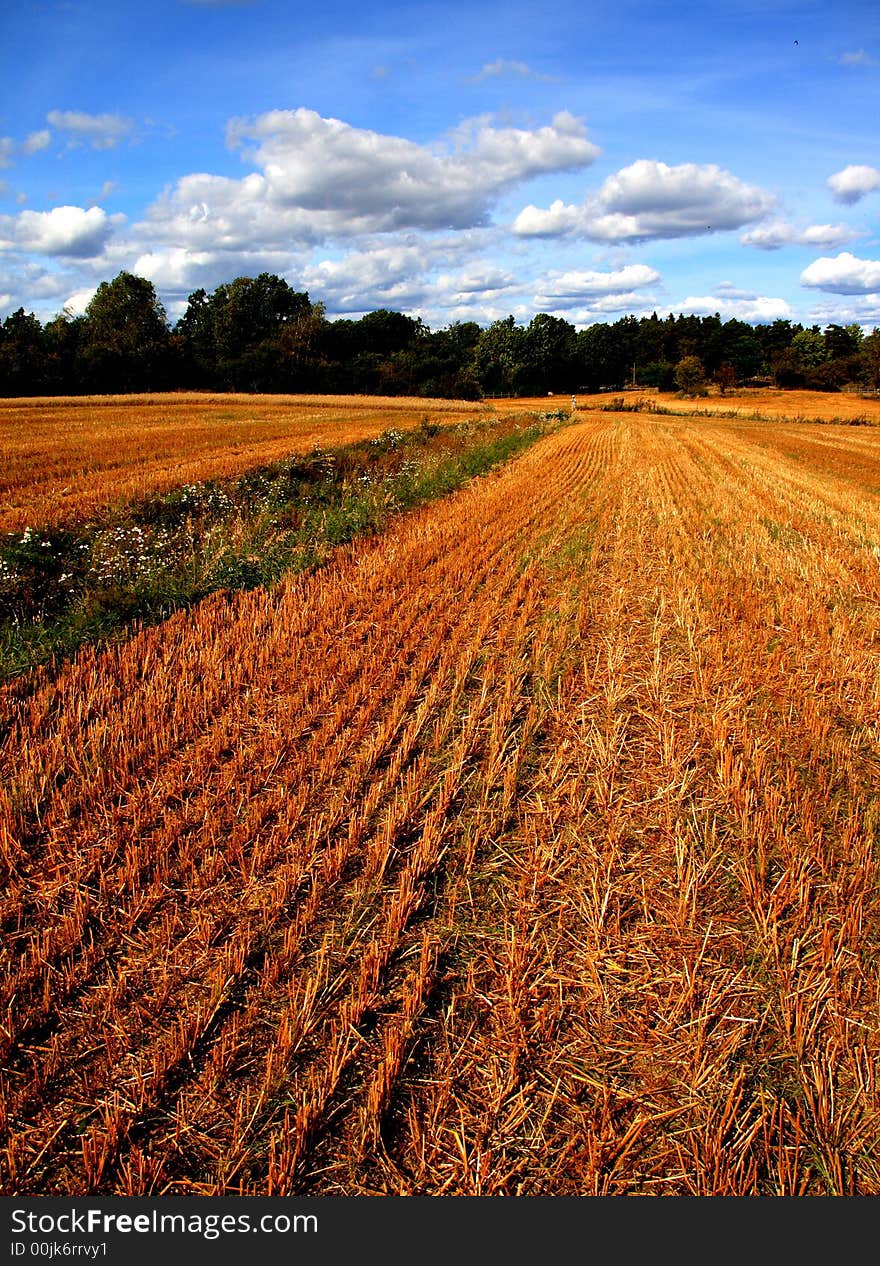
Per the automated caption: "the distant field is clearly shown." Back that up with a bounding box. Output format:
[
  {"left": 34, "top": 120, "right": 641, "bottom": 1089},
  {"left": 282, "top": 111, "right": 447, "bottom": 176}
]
[
  {"left": 3, "top": 408, "right": 880, "bottom": 1194},
  {"left": 0, "top": 393, "right": 497, "bottom": 532},
  {"left": 633, "top": 387, "right": 880, "bottom": 423},
  {"left": 534, "top": 388, "right": 880, "bottom": 424},
  {"left": 4, "top": 389, "right": 880, "bottom": 534}
]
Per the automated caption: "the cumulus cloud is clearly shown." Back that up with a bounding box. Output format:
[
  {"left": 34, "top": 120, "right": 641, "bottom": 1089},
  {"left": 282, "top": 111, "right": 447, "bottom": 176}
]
[
  {"left": 46, "top": 110, "right": 134, "bottom": 150},
  {"left": 0, "top": 139, "right": 12, "bottom": 170},
  {"left": 129, "top": 110, "right": 599, "bottom": 298},
  {"left": 514, "top": 160, "right": 775, "bottom": 241},
  {"left": 806, "top": 295, "right": 880, "bottom": 328},
  {"left": 513, "top": 199, "right": 583, "bottom": 237},
  {"left": 131, "top": 246, "right": 295, "bottom": 294},
  {"left": 221, "top": 107, "right": 599, "bottom": 235},
  {"left": 800, "top": 252, "right": 880, "bottom": 294},
  {"left": 0, "top": 206, "right": 121, "bottom": 257},
  {"left": 304, "top": 244, "right": 433, "bottom": 304},
  {"left": 298, "top": 240, "right": 519, "bottom": 316},
  {"left": 741, "top": 220, "right": 859, "bottom": 250},
  {"left": 827, "top": 165, "right": 880, "bottom": 205},
  {"left": 539, "top": 263, "right": 660, "bottom": 297},
  {"left": 535, "top": 263, "right": 660, "bottom": 307},
  {"left": 839, "top": 50, "right": 876, "bottom": 66},
  {"left": 62, "top": 287, "right": 98, "bottom": 315},
  {"left": 668, "top": 293, "right": 792, "bottom": 323},
  {"left": 438, "top": 266, "right": 516, "bottom": 295}
]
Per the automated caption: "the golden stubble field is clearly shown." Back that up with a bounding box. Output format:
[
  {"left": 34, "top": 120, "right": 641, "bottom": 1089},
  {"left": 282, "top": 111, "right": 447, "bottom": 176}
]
[
  {"left": 0, "top": 392, "right": 496, "bottom": 532},
  {"left": 533, "top": 388, "right": 880, "bottom": 424},
  {"left": 1, "top": 395, "right": 880, "bottom": 1195}
]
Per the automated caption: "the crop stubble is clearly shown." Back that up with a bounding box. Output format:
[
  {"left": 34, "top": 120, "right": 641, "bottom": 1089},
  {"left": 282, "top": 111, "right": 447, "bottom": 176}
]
[
  {"left": 1, "top": 410, "right": 879, "bottom": 1194},
  {"left": 0, "top": 392, "right": 487, "bottom": 532}
]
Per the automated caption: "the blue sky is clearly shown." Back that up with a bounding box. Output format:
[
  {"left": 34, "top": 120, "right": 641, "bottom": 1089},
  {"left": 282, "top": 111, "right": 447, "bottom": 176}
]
[{"left": 1, "top": 0, "right": 878, "bottom": 330}]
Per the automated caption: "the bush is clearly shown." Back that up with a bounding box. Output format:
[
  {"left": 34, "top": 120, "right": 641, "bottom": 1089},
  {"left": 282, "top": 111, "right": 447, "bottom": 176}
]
[{"left": 674, "top": 356, "right": 706, "bottom": 396}]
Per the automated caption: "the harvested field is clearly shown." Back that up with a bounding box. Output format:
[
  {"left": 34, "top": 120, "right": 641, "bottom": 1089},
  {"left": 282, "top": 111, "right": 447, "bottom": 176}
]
[
  {"left": 2, "top": 410, "right": 880, "bottom": 1195},
  {"left": 0, "top": 393, "right": 492, "bottom": 532},
  {"left": 569, "top": 388, "right": 880, "bottom": 425}
]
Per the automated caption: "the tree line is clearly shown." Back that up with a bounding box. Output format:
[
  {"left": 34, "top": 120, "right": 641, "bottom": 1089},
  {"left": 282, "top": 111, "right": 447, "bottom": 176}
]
[{"left": 1, "top": 269, "right": 879, "bottom": 399}]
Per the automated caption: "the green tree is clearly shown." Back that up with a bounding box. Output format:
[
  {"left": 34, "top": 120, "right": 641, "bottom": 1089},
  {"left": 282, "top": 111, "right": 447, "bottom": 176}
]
[
  {"left": 44, "top": 311, "right": 87, "bottom": 393},
  {"left": 860, "top": 329, "right": 880, "bottom": 390},
  {"left": 210, "top": 274, "right": 312, "bottom": 389},
  {"left": 790, "top": 327, "right": 826, "bottom": 370},
  {"left": 174, "top": 287, "right": 215, "bottom": 385},
  {"left": 176, "top": 274, "right": 314, "bottom": 390},
  {"left": 0, "top": 308, "right": 47, "bottom": 395},
  {"left": 575, "top": 322, "right": 624, "bottom": 391},
  {"left": 521, "top": 313, "right": 577, "bottom": 393},
  {"left": 472, "top": 317, "right": 527, "bottom": 396},
  {"left": 83, "top": 272, "right": 171, "bottom": 392},
  {"left": 728, "top": 333, "right": 765, "bottom": 381},
  {"left": 674, "top": 355, "right": 705, "bottom": 396},
  {"left": 279, "top": 301, "right": 329, "bottom": 390},
  {"left": 824, "top": 323, "right": 862, "bottom": 360}
]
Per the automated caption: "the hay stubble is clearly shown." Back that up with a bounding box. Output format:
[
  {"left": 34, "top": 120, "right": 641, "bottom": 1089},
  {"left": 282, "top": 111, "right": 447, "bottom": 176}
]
[{"left": 2, "top": 408, "right": 879, "bottom": 1194}]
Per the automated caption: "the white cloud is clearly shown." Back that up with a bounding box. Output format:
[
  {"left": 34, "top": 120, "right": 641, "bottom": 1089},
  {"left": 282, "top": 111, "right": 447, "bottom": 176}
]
[
  {"left": 221, "top": 107, "right": 599, "bottom": 236},
  {"left": 801, "top": 252, "right": 880, "bottom": 294},
  {"left": 62, "top": 287, "right": 98, "bottom": 315},
  {"left": 513, "top": 199, "right": 583, "bottom": 237},
  {"left": 534, "top": 265, "right": 661, "bottom": 312},
  {"left": 437, "top": 266, "right": 516, "bottom": 295},
  {"left": 827, "top": 165, "right": 880, "bottom": 205},
  {"left": 307, "top": 245, "right": 436, "bottom": 288},
  {"left": 21, "top": 130, "right": 51, "bottom": 156},
  {"left": 0, "top": 206, "right": 120, "bottom": 257},
  {"left": 514, "top": 160, "right": 775, "bottom": 241},
  {"left": 670, "top": 293, "right": 792, "bottom": 323},
  {"left": 127, "top": 110, "right": 600, "bottom": 304},
  {"left": 741, "top": 220, "right": 859, "bottom": 250},
  {"left": 132, "top": 244, "right": 300, "bottom": 295},
  {"left": 470, "top": 59, "right": 555, "bottom": 83},
  {"left": 840, "top": 50, "right": 876, "bottom": 66},
  {"left": 806, "top": 295, "right": 880, "bottom": 329},
  {"left": 46, "top": 110, "right": 134, "bottom": 150},
  {"left": 536, "top": 263, "right": 660, "bottom": 302},
  {"left": 299, "top": 241, "right": 520, "bottom": 316},
  {"left": 0, "top": 131, "right": 51, "bottom": 168},
  {"left": 0, "top": 262, "right": 80, "bottom": 305}
]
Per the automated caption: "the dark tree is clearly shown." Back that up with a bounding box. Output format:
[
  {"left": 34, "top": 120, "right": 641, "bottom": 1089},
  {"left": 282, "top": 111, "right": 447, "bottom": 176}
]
[
  {"left": 521, "top": 313, "right": 577, "bottom": 393},
  {"left": 176, "top": 274, "right": 314, "bottom": 391},
  {"left": 674, "top": 355, "right": 706, "bottom": 396},
  {"left": 576, "top": 322, "right": 625, "bottom": 390},
  {"left": 0, "top": 308, "right": 47, "bottom": 395},
  {"left": 43, "top": 312, "right": 87, "bottom": 394},
  {"left": 82, "top": 272, "right": 172, "bottom": 392},
  {"left": 472, "top": 317, "right": 528, "bottom": 396},
  {"left": 861, "top": 329, "right": 880, "bottom": 390}
]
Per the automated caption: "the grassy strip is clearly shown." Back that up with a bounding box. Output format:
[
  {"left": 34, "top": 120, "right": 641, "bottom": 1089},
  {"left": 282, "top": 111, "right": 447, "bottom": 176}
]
[
  {"left": 0, "top": 410, "right": 567, "bottom": 681},
  {"left": 596, "top": 395, "right": 877, "bottom": 426}
]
